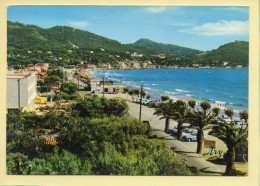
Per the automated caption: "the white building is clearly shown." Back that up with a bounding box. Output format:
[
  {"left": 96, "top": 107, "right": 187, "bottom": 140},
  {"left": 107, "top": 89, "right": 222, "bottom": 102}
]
[{"left": 7, "top": 71, "right": 37, "bottom": 112}]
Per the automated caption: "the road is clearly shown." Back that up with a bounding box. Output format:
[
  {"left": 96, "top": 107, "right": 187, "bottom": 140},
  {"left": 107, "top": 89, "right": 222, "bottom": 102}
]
[{"left": 113, "top": 96, "right": 226, "bottom": 176}]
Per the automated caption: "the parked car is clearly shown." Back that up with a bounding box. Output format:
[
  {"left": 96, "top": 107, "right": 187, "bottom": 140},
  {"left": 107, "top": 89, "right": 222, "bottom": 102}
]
[
  {"left": 148, "top": 101, "right": 156, "bottom": 108},
  {"left": 145, "top": 100, "right": 153, "bottom": 106},
  {"left": 135, "top": 98, "right": 141, "bottom": 103},
  {"left": 168, "top": 128, "right": 178, "bottom": 135},
  {"left": 182, "top": 132, "right": 208, "bottom": 142}
]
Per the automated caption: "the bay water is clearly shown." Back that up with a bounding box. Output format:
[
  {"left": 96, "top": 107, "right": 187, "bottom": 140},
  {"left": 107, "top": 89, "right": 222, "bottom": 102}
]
[{"left": 94, "top": 68, "right": 248, "bottom": 113}]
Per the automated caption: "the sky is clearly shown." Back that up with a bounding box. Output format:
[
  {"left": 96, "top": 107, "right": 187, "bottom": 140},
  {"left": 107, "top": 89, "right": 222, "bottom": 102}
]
[{"left": 7, "top": 6, "right": 249, "bottom": 51}]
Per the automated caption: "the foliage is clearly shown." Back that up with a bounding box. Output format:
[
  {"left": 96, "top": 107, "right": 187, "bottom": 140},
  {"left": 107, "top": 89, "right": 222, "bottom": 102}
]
[
  {"left": 239, "top": 110, "right": 248, "bottom": 123},
  {"left": 132, "top": 38, "right": 202, "bottom": 57},
  {"left": 6, "top": 96, "right": 196, "bottom": 175},
  {"left": 146, "top": 94, "right": 151, "bottom": 99},
  {"left": 154, "top": 101, "right": 175, "bottom": 132},
  {"left": 199, "top": 101, "right": 211, "bottom": 112},
  {"left": 161, "top": 94, "right": 169, "bottom": 102},
  {"left": 132, "top": 88, "right": 140, "bottom": 95},
  {"left": 7, "top": 21, "right": 248, "bottom": 68},
  {"left": 123, "top": 87, "right": 129, "bottom": 94},
  {"left": 47, "top": 69, "right": 63, "bottom": 79},
  {"left": 209, "top": 123, "right": 248, "bottom": 175},
  {"left": 225, "top": 108, "right": 234, "bottom": 119},
  {"left": 188, "top": 99, "right": 196, "bottom": 109},
  {"left": 186, "top": 110, "right": 215, "bottom": 153},
  {"left": 171, "top": 99, "right": 189, "bottom": 140},
  {"left": 140, "top": 90, "right": 146, "bottom": 98},
  {"left": 71, "top": 96, "right": 129, "bottom": 118},
  {"left": 212, "top": 107, "right": 220, "bottom": 116}
]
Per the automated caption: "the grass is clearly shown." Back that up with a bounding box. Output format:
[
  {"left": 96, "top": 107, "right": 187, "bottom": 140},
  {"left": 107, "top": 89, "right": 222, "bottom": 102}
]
[{"left": 235, "top": 162, "right": 248, "bottom": 175}]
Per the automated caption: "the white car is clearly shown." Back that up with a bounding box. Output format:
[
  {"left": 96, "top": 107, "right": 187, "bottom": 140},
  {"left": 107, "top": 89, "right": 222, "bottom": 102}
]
[{"left": 182, "top": 132, "right": 207, "bottom": 142}]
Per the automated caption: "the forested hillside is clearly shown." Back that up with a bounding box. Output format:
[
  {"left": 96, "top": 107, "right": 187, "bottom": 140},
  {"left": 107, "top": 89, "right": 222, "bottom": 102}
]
[
  {"left": 193, "top": 41, "right": 249, "bottom": 67},
  {"left": 7, "top": 21, "right": 249, "bottom": 68},
  {"left": 130, "top": 38, "right": 202, "bottom": 57}
]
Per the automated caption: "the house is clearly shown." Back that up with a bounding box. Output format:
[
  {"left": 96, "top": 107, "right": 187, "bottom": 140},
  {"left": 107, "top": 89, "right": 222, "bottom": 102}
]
[
  {"left": 7, "top": 71, "right": 37, "bottom": 112},
  {"left": 131, "top": 52, "right": 143, "bottom": 57},
  {"left": 87, "top": 64, "right": 96, "bottom": 71},
  {"left": 101, "top": 85, "right": 127, "bottom": 94},
  {"left": 132, "top": 62, "right": 141, "bottom": 69},
  {"left": 118, "top": 62, "right": 125, "bottom": 69},
  {"left": 35, "top": 63, "right": 49, "bottom": 72},
  {"left": 223, "top": 62, "right": 229, "bottom": 66}
]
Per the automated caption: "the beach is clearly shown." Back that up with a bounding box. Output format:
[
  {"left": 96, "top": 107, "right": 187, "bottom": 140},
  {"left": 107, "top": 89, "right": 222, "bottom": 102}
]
[{"left": 94, "top": 68, "right": 248, "bottom": 119}]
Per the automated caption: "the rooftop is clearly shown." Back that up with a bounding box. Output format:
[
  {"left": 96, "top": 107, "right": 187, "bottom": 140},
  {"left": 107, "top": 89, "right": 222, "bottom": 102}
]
[{"left": 7, "top": 71, "right": 35, "bottom": 79}]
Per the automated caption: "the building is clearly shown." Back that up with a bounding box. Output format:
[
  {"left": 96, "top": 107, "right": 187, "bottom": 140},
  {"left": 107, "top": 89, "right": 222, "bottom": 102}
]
[
  {"left": 7, "top": 71, "right": 37, "bottom": 112},
  {"left": 131, "top": 52, "right": 143, "bottom": 57},
  {"left": 87, "top": 65, "right": 97, "bottom": 71},
  {"left": 101, "top": 85, "right": 127, "bottom": 94},
  {"left": 118, "top": 62, "right": 125, "bottom": 69}
]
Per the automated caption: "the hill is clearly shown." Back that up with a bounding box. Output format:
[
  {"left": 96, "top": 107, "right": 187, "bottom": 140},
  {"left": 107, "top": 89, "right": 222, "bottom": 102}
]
[
  {"left": 7, "top": 21, "right": 248, "bottom": 68},
  {"left": 193, "top": 41, "right": 249, "bottom": 67},
  {"left": 130, "top": 38, "right": 202, "bottom": 57},
  {"left": 8, "top": 21, "right": 128, "bottom": 52}
]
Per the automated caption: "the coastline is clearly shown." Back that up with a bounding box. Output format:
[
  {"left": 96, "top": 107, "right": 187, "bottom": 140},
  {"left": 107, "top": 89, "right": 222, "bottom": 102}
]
[{"left": 91, "top": 68, "right": 248, "bottom": 118}]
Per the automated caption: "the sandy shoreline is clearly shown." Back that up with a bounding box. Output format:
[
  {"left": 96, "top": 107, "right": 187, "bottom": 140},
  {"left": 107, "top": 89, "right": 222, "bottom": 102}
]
[{"left": 91, "top": 69, "right": 247, "bottom": 119}]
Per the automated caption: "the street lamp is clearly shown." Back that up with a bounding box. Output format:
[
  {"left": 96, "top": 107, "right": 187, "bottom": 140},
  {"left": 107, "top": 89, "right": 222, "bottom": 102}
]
[{"left": 139, "top": 85, "right": 143, "bottom": 121}]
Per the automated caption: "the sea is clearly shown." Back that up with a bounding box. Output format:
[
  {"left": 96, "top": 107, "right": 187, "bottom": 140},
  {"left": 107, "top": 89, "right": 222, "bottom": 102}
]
[{"left": 94, "top": 68, "right": 248, "bottom": 113}]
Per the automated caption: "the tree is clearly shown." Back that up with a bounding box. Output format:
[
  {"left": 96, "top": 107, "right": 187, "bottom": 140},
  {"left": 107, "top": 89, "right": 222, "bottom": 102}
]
[
  {"left": 225, "top": 108, "right": 234, "bottom": 120},
  {"left": 212, "top": 107, "right": 220, "bottom": 117},
  {"left": 171, "top": 99, "right": 189, "bottom": 141},
  {"left": 132, "top": 88, "right": 140, "bottom": 97},
  {"left": 71, "top": 96, "right": 129, "bottom": 118},
  {"left": 128, "top": 90, "right": 134, "bottom": 101},
  {"left": 161, "top": 95, "right": 169, "bottom": 102},
  {"left": 123, "top": 87, "right": 129, "bottom": 93},
  {"left": 44, "top": 75, "right": 61, "bottom": 86},
  {"left": 239, "top": 110, "right": 248, "bottom": 125},
  {"left": 199, "top": 101, "right": 211, "bottom": 112},
  {"left": 188, "top": 99, "right": 196, "bottom": 110},
  {"left": 140, "top": 90, "right": 146, "bottom": 98},
  {"left": 209, "top": 123, "right": 248, "bottom": 175},
  {"left": 186, "top": 110, "right": 215, "bottom": 153},
  {"left": 154, "top": 101, "right": 175, "bottom": 132},
  {"left": 146, "top": 95, "right": 151, "bottom": 99},
  {"left": 60, "top": 82, "right": 78, "bottom": 95}
]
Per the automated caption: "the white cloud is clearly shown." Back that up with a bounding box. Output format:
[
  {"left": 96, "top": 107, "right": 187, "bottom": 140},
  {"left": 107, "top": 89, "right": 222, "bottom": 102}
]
[
  {"left": 214, "top": 7, "right": 248, "bottom": 13},
  {"left": 67, "top": 20, "right": 89, "bottom": 27},
  {"left": 145, "top": 7, "right": 167, "bottom": 13},
  {"left": 179, "top": 20, "right": 248, "bottom": 36}
]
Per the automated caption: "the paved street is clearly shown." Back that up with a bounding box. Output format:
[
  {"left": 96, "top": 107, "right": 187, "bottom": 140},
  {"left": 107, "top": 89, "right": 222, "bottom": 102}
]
[{"left": 111, "top": 95, "right": 226, "bottom": 176}]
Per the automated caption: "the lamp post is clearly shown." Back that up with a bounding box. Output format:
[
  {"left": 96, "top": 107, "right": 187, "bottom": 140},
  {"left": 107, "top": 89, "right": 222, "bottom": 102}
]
[
  {"left": 78, "top": 75, "right": 79, "bottom": 94},
  {"left": 17, "top": 79, "right": 21, "bottom": 111},
  {"left": 103, "top": 77, "right": 105, "bottom": 97},
  {"left": 139, "top": 85, "right": 143, "bottom": 121}
]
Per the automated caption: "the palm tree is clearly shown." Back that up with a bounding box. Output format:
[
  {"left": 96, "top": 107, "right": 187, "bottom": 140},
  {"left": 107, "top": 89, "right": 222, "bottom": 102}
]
[
  {"left": 161, "top": 94, "right": 169, "bottom": 102},
  {"left": 188, "top": 99, "right": 196, "bottom": 111},
  {"left": 154, "top": 101, "right": 175, "bottom": 132},
  {"left": 209, "top": 123, "right": 248, "bottom": 176},
  {"left": 239, "top": 110, "right": 248, "bottom": 126},
  {"left": 212, "top": 107, "right": 220, "bottom": 117},
  {"left": 200, "top": 101, "right": 211, "bottom": 112},
  {"left": 225, "top": 108, "right": 234, "bottom": 120},
  {"left": 128, "top": 90, "right": 134, "bottom": 101},
  {"left": 171, "top": 99, "right": 189, "bottom": 141},
  {"left": 133, "top": 88, "right": 140, "bottom": 100},
  {"left": 140, "top": 90, "right": 146, "bottom": 98},
  {"left": 186, "top": 110, "right": 215, "bottom": 154}
]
